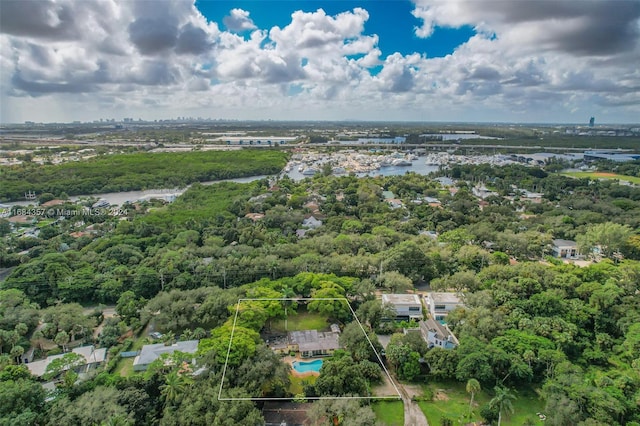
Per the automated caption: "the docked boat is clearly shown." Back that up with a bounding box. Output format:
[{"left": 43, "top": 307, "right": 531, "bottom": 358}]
[{"left": 391, "top": 159, "right": 412, "bottom": 166}]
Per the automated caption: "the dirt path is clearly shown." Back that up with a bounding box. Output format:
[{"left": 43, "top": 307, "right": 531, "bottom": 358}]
[
  {"left": 372, "top": 374, "right": 400, "bottom": 397},
  {"left": 398, "top": 383, "right": 429, "bottom": 426},
  {"left": 85, "top": 307, "right": 116, "bottom": 339}
]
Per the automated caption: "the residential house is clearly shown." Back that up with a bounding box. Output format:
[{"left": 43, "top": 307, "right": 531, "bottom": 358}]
[
  {"left": 303, "top": 201, "right": 321, "bottom": 215},
  {"left": 25, "top": 345, "right": 107, "bottom": 378},
  {"left": 382, "top": 190, "right": 395, "bottom": 200},
  {"left": 381, "top": 294, "right": 423, "bottom": 320},
  {"left": 520, "top": 190, "right": 544, "bottom": 204},
  {"left": 387, "top": 198, "right": 404, "bottom": 209},
  {"left": 133, "top": 340, "right": 199, "bottom": 372},
  {"left": 270, "top": 326, "right": 341, "bottom": 358},
  {"left": 297, "top": 215, "right": 323, "bottom": 238},
  {"left": 420, "top": 318, "right": 459, "bottom": 349},
  {"left": 302, "top": 216, "right": 322, "bottom": 229},
  {"left": 40, "top": 199, "right": 66, "bottom": 208},
  {"left": 244, "top": 212, "right": 265, "bottom": 221},
  {"left": 472, "top": 184, "right": 498, "bottom": 200},
  {"left": 424, "top": 197, "right": 442, "bottom": 208},
  {"left": 425, "top": 292, "right": 463, "bottom": 322},
  {"left": 7, "top": 215, "right": 36, "bottom": 225},
  {"left": 551, "top": 239, "right": 581, "bottom": 259},
  {"left": 435, "top": 177, "right": 455, "bottom": 187}
]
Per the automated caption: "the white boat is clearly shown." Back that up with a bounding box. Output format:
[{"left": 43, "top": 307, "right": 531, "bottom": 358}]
[{"left": 92, "top": 199, "right": 110, "bottom": 208}]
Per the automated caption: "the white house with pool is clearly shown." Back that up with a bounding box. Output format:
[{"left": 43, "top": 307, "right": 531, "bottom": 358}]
[{"left": 270, "top": 324, "right": 341, "bottom": 358}]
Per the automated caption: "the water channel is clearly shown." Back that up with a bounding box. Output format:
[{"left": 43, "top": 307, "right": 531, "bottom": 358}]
[{"left": 4, "top": 163, "right": 440, "bottom": 207}]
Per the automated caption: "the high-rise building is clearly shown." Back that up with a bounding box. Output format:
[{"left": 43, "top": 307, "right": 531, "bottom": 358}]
[{"left": 589, "top": 117, "right": 595, "bottom": 127}]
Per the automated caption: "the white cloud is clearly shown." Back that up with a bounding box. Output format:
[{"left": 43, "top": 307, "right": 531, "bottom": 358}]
[
  {"left": 223, "top": 8, "right": 257, "bottom": 32},
  {"left": 0, "top": 0, "right": 638, "bottom": 123}
]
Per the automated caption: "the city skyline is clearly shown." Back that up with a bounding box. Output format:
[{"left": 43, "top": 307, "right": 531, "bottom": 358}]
[{"left": 1, "top": 0, "right": 639, "bottom": 124}]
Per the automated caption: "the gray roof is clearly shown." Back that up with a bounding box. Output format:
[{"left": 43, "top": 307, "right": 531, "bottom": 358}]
[
  {"left": 421, "top": 318, "right": 459, "bottom": 345},
  {"left": 289, "top": 330, "right": 340, "bottom": 352},
  {"left": 26, "top": 345, "right": 107, "bottom": 377},
  {"left": 435, "top": 177, "right": 454, "bottom": 186},
  {"left": 553, "top": 239, "right": 577, "bottom": 247},
  {"left": 302, "top": 216, "right": 322, "bottom": 228},
  {"left": 382, "top": 294, "right": 421, "bottom": 305},
  {"left": 429, "top": 292, "right": 462, "bottom": 305},
  {"left": 133, "top": 340, "right": 199, "bottom": 367}
]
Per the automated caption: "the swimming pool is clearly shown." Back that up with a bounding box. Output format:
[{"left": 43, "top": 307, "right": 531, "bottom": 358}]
[{"left": 292, "top": 359, "right": 323, "bottom": 374}]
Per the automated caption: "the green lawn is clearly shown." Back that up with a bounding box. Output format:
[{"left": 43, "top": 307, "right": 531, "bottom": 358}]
[
  {"left": 560, "top": 171, "right": 640, "bottom": 185},
  {"left": 115, "top": 332, "right": 149, "bottom": 377},
  {"left": 114, "top": 357, "right": 134, "bottom": 377},
  {"left": 372, "top": 401, "right": 404, "bottom": 426},
  {"left": 270, "top": 310, "right": 329, "bottom": 333},
  {"left": 505, "top": 388, "right": 546, "bottom": 425},
  {"left": 36, "top": 219, "right": 56, "bottom": 228},
  {"left": 417, "top": 381, "right": 545, "bottom": 426},
  {"left": 288, "top": 374, "right": 317, "bottom": 395}
]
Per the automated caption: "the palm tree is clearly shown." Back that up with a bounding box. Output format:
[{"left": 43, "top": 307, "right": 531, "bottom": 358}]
[
  {"left": 181, "top": 329, "right": 194, "bottom": 341},
  {"left": 490, "top": 385, "right": 517, "bottom": 426},
  {"left": 160, "top": 370, "right": 192, "bottom": 407},
  {"left": 466, "top": 378, "right": 481, "bottom": 418},
  {"left": 162, "top": 331, "right": 175, "bottom": 346},
  {"left": 193, "top": 327, "right": 207, "bottom": 339}
]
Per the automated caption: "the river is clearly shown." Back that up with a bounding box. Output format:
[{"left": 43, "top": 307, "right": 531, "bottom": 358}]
[
  {"left": 4, "top": 162, "right": 441, "bottom": 207},
  {"left": 3, "top": 175, "right": 268, "bottom": 207}
]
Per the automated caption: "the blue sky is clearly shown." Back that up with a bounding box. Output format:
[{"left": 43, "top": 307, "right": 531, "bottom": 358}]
[
  {"left": 1, "top": 0, "right": 639, "bottom": 123},
  {"left": 196, "top": 0, "right": 476, "bottom": 60}
]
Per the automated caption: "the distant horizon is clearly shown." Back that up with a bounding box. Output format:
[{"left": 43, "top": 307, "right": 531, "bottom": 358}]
[{"left": 2, "top": 118, "right": 639, "bottom": 127}]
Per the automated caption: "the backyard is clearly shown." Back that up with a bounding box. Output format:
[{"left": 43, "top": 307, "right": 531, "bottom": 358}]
[
  {"left": 114, "top": 332, "right": 153, "bottom": 377},
  {"left": 288, "top": 374, "right": 317, "bottom": 395},
  {"left": 372, "top": 400, "right": 404, "bottom": 426},
  {"left": 417, "top": 381, "right": 545, "bottom": 426},
  {"left": 270, "top": 308, "right": 330, "bottom": 333}
]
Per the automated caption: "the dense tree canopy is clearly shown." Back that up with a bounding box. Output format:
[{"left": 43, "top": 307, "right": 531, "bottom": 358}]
[{"left": 1, "top": 160, "right": 639, "bottom": 425}]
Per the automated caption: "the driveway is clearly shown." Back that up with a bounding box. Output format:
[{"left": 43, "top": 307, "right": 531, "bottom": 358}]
[
  {"left": 398, "top": 383, "right": 429, "bottom": 426},
  {"left": 85, "top": 306, "right": 116, "bottom": 339}
]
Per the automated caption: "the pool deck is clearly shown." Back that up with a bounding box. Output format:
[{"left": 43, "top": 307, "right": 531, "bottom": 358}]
[{"left": 284, "top": 355, "right": 322, "bottom": 378}]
